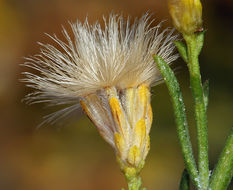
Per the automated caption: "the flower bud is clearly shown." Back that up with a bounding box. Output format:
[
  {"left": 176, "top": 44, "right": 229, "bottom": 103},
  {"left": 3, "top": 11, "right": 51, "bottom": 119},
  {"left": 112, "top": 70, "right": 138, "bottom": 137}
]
[{"left": 168, "top": 0, "right": 203, "bottom": 34}]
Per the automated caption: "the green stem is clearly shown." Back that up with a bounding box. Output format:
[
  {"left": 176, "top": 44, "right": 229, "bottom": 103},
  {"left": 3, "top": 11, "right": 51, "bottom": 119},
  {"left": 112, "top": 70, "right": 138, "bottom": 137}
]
[
  {"left": 127, "top": 175, "right": 142, "bottom": 190},
  {"left": 121, "top": 165, "right": 145, "bottom": 190},
  {"left": 184, "top": 33, "right": 209, "bottom": 190},
  {"left": 153, "top": 55, "right": 199, "bottom": 188},
  {"left": 209, "top": 127, "right": 233, "bottom": 190}
]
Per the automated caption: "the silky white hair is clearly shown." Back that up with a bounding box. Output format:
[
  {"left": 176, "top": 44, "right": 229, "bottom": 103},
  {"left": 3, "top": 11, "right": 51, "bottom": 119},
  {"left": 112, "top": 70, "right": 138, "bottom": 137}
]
[{"left": 22, "top": 13, "right": 178, "bottom": 125}]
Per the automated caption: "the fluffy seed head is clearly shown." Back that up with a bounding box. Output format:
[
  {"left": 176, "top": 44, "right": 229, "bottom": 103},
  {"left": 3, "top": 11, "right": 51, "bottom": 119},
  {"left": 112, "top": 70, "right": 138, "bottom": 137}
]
[
  {"left": 22, "top": 13, "right": 178, "bottom": 171},
  {"left": 22, "top": 14, "right": 177, "bottom": 105}
]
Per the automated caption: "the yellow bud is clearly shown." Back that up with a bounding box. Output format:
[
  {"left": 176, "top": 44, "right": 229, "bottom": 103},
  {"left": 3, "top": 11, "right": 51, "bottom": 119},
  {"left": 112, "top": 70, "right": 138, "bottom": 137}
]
[{"left": 168, "top": 0, "right": 203, "bottom": 34}]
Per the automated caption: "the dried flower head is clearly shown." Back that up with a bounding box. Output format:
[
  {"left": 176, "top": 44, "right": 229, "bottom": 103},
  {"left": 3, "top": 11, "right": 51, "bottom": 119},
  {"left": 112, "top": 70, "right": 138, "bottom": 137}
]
[
  {"left": 22, "top": 14, "right": 178, "bottom": 173},
  {"left": 168, "top": 0, "right": 203, "bottom": 34}
]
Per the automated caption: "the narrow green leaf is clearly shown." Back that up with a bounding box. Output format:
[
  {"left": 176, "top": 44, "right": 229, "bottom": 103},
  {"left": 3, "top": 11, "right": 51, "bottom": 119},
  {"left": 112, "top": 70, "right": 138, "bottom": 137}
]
[
  {"left": 153, "top": 55, "right": 199, "bottom": 188},
  {"left": 179, "top": 170, "right": 190, "bottom": 190},
  {"left": 209, "top": 126, "right": 233, "bottom": 190},
  {"left": 174, "top": 41, "right": 188, "bottom": 63}
]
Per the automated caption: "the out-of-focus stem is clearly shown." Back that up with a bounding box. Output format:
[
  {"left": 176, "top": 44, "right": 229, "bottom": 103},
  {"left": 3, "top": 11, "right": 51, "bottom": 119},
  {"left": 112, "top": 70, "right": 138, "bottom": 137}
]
[
  {"left": 209, "top": 127, "right": 233, "bottom": 190},
  {"left": 179, "top": 169, "right": 190, "bottom": 190}
]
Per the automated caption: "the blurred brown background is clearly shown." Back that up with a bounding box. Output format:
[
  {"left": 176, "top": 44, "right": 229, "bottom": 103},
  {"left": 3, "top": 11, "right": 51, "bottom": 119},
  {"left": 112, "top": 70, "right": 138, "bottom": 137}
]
[{"left": 0, "top": 0, "right": 233, "bottom": 189}]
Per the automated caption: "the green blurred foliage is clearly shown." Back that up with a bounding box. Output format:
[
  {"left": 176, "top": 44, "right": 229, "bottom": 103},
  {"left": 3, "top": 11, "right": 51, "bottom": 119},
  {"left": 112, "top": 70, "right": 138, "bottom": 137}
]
[{"left": 0, "top": 0, "right": 232, "bottom": 189}]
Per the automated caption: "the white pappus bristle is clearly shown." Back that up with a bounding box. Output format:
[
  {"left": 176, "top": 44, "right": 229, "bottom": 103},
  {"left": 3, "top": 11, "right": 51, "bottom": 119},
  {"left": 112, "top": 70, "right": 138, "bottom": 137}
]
[{"left": 22, "top": 13, "right": 178, "bottom": 125}]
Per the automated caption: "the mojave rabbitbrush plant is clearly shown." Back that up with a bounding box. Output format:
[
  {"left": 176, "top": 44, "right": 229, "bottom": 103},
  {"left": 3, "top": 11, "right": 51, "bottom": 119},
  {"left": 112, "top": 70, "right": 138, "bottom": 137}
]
[{"left": 22, "top": 13, "right": 178, "bottom": 189}]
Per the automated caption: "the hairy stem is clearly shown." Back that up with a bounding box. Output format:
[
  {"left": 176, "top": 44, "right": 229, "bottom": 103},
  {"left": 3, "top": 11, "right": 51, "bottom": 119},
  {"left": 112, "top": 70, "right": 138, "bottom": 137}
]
[
  {"left": 126, "top": 175, "right": 142, "bottom": 190},
  {"left": 184, "top": 33, "right": 209, "bottom": 190}
]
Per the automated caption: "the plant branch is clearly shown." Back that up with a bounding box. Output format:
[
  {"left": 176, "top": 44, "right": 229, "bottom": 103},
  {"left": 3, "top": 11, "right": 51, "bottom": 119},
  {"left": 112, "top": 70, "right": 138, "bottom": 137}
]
[{"left": 183, "top": 33, "right": 209, "bottom": 190}]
